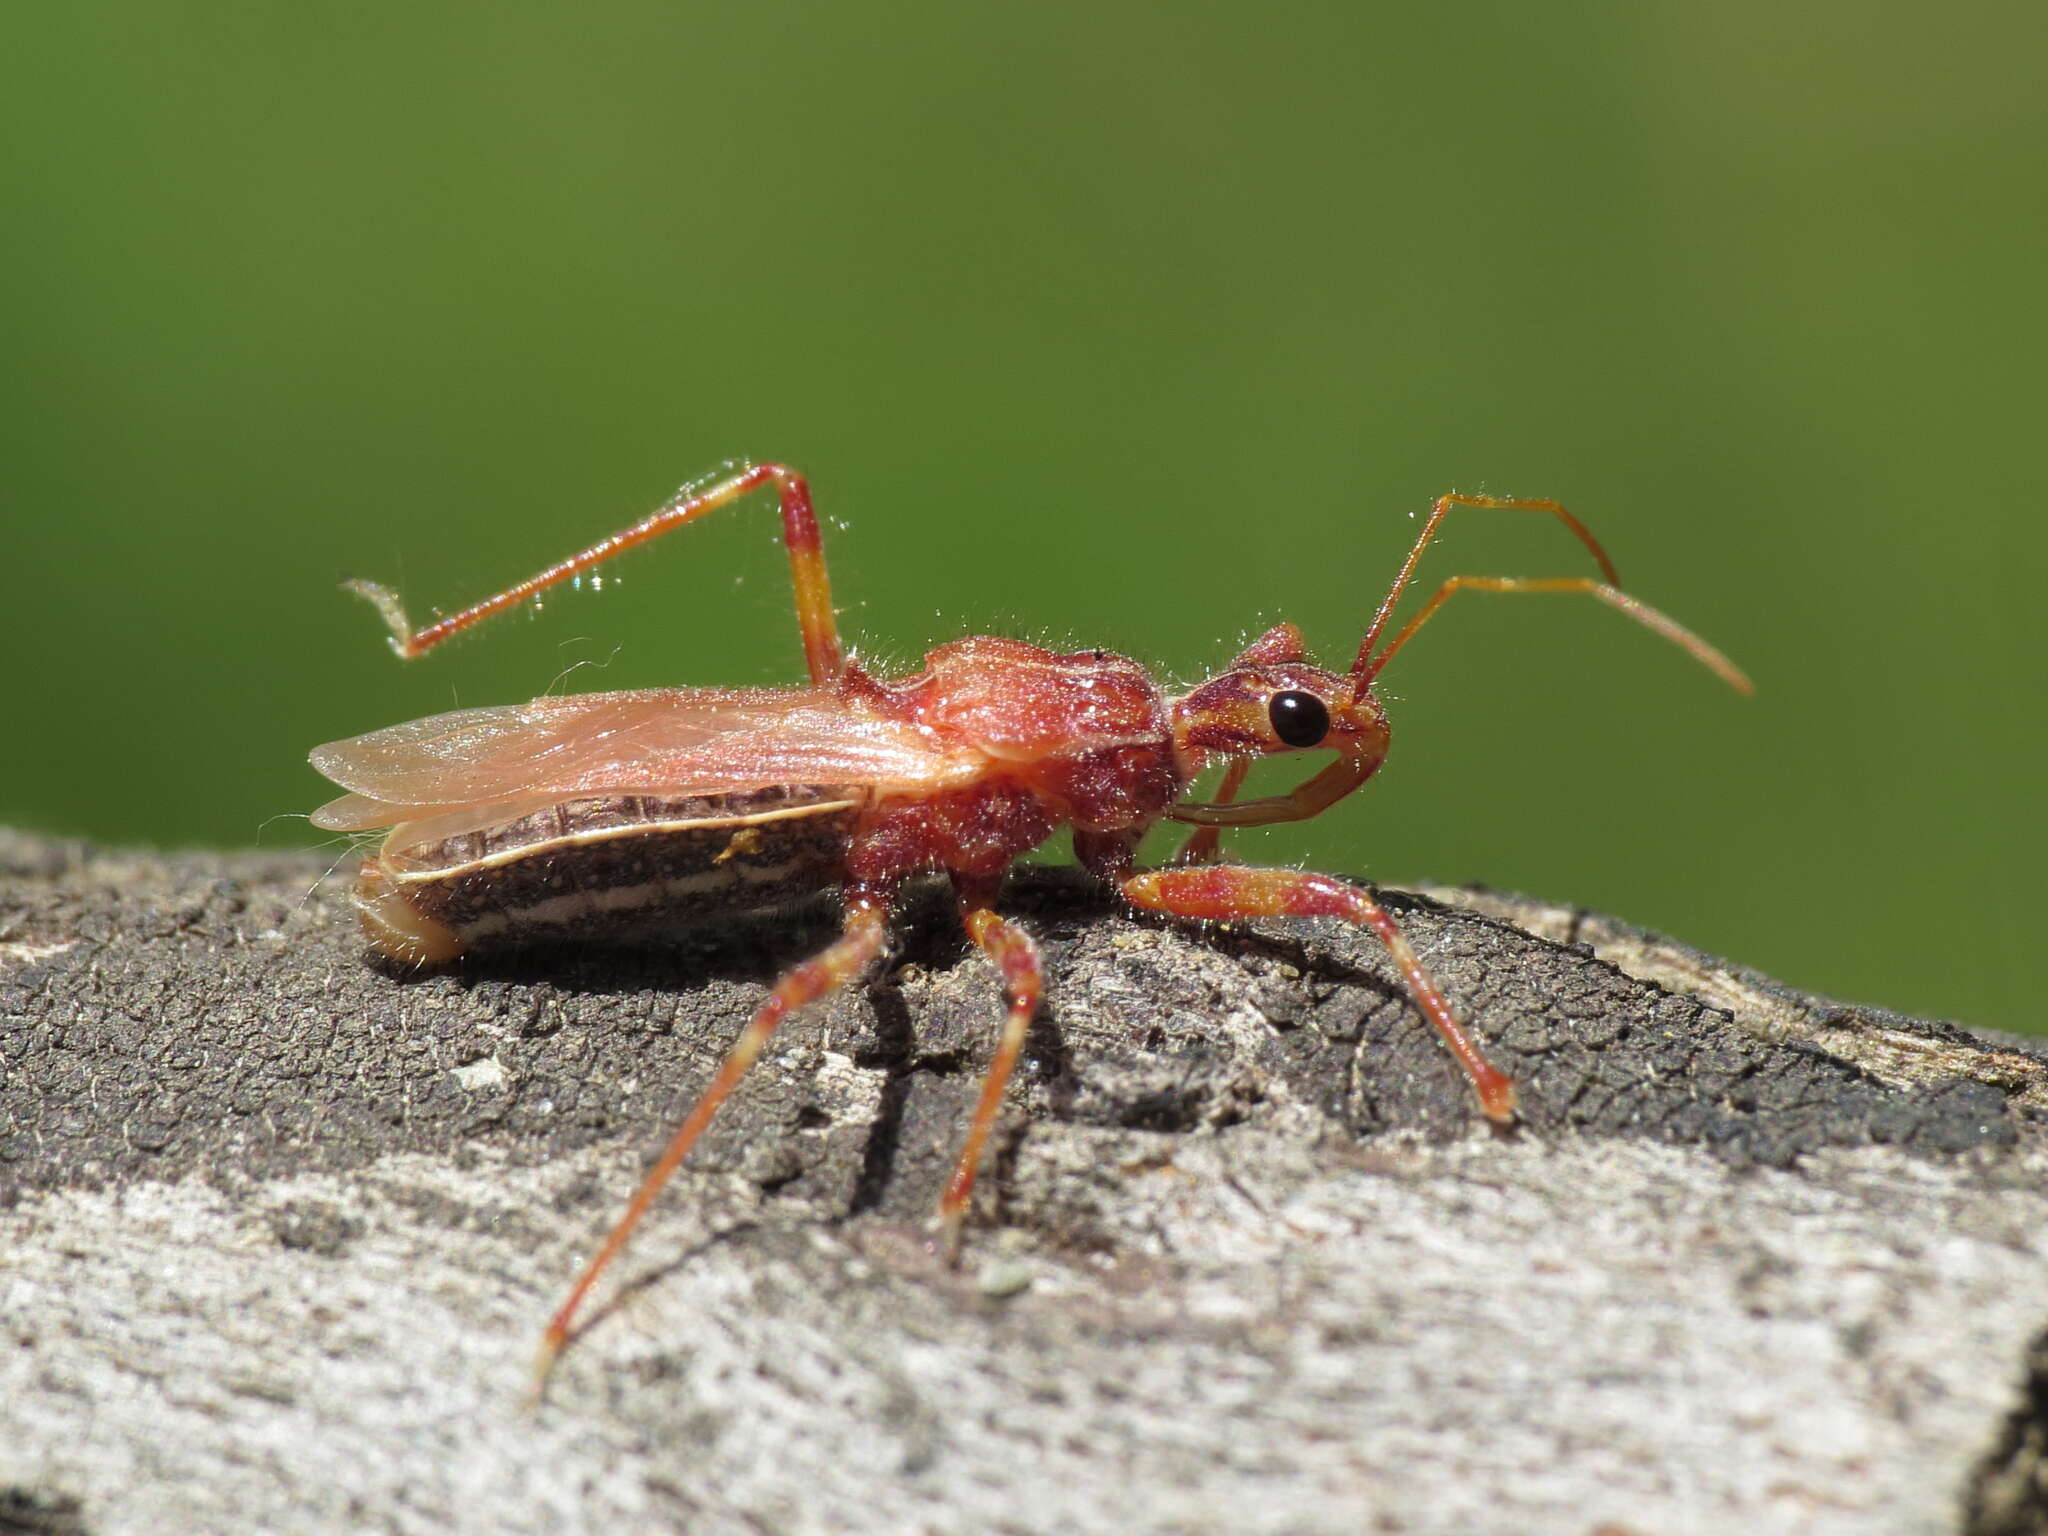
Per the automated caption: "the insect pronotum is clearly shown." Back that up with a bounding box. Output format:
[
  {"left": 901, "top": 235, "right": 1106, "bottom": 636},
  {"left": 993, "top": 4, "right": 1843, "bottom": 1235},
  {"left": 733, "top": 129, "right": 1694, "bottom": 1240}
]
[{"left": 309, "top": 460, "right": 1749, "bottom": 1387}]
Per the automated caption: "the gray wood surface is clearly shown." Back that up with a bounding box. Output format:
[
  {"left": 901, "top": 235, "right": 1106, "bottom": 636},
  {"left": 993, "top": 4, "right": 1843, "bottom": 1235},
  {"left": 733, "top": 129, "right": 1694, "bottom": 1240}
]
[{"left": 2, "top": 829, "right": 2044, "bottom": 1535}]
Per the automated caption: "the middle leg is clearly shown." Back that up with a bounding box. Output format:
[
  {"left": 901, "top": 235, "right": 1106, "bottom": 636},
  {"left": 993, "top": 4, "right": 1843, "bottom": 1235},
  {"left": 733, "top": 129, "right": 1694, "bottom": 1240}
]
[{"left": 937, "top": 874, "right": 1044, "bottom": 1258}]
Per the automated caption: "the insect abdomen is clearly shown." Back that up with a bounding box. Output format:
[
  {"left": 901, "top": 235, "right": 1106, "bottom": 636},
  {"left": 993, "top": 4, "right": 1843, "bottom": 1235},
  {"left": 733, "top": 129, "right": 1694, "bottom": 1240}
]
[{"left": 355, "top": 787, "right": 862, "bottom": 963}]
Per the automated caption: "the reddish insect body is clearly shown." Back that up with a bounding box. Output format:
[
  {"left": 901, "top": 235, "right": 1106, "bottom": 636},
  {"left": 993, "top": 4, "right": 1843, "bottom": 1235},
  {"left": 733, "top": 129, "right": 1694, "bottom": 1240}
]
[{"left": 310, "top": 460, "right": 1748, "bottom": 1386}]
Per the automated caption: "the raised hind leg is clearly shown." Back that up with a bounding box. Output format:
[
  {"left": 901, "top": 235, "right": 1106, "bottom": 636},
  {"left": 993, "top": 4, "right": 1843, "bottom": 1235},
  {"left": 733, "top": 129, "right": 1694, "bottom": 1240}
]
[{"left": 347, "top": 460, "right": 847, "bottom": 685}]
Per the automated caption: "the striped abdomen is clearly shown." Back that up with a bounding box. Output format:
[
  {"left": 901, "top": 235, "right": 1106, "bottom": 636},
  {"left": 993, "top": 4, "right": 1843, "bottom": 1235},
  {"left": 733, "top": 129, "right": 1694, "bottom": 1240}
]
[{"left": 353, "top": 785, "right": 863, "bottom": 964}]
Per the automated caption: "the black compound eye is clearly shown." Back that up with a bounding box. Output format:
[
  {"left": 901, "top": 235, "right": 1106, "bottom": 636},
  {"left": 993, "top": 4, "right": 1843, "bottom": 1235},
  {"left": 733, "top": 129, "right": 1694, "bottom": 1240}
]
[{"left": 1267, "top": 690, "right": 1330, "bottom": 748}]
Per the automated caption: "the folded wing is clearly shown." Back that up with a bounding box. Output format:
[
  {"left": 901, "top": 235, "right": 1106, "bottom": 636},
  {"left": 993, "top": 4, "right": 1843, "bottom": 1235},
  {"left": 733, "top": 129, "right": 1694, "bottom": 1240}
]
[{"left": 309, "top": 687, "right": 956, "bottom": 832}]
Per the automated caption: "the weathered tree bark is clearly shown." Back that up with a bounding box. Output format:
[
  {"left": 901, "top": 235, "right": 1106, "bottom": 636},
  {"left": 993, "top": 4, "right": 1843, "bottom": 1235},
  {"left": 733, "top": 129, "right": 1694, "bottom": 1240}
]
[{"left": 1, "top": 828, "right": 2044, "bottom": 1535}]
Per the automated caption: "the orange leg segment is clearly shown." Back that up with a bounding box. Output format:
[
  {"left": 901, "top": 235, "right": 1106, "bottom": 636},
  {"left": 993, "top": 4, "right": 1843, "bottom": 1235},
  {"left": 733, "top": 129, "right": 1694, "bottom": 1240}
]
[
  {"left": 347, "top": 460, "right": 846, "bottom": 686},
  {"left": 534, "top": 895, "right": 890, "bottom": 1393},
  {"left": 937, "top": 886, "right": 1044, "bottom": 1258},
  {"left": 1120, "top": 865, "right": 1517, "bottom": 1124}
]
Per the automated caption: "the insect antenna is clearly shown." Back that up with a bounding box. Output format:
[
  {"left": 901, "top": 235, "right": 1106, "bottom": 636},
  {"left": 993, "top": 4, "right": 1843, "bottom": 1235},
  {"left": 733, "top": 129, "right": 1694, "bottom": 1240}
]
[{"left": 1352, "top": 494, "right": 1751, "bottom": 694}]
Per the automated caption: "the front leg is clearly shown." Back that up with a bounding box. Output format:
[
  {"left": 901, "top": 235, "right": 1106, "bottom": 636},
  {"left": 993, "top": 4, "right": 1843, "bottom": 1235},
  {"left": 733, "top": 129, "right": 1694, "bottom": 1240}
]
[{"left": 1120, "top": 865, "right": 1516, "bottom": 1124}]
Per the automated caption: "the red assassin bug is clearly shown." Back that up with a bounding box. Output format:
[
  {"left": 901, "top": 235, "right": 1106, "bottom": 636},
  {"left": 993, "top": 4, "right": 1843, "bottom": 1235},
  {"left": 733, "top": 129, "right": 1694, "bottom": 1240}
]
[{"left": 308, "top": 460, "right": 1749, "bottom": 1385}]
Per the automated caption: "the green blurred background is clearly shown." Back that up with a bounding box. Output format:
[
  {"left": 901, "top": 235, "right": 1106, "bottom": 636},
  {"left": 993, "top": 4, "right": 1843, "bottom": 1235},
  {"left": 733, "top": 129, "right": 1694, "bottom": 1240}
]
[{"left": 4, "top": 2, "right": 2042, "bottom": 1033}]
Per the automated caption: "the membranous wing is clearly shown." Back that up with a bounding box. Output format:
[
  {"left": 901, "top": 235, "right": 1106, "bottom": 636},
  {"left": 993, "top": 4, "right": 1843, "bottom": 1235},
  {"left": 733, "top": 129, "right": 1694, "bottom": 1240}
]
[{"left": 310, "top": 686, "right": 957, "bottom": 832}]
